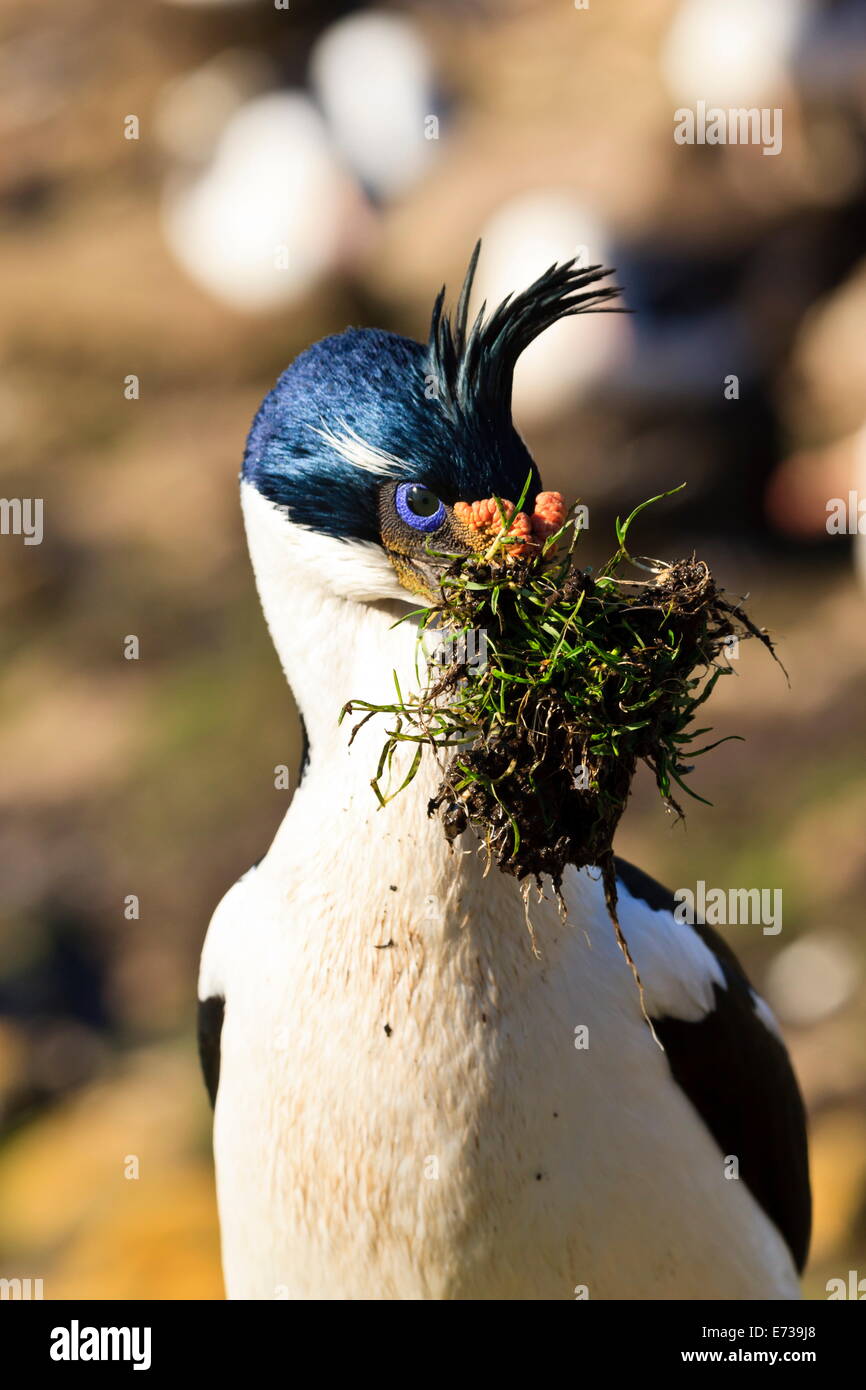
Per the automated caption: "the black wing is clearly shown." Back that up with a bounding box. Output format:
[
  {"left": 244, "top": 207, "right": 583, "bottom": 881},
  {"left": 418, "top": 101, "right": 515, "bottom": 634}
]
[
  {"left": 615, "top": 856, "right": 811, "bottom": 1272},
  {"left": 197, "top": 995, "right": 225, "bottom": 1110}
]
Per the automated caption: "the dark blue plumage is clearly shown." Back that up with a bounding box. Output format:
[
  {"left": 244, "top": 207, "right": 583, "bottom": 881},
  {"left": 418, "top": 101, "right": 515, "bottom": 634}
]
[
  {"left": 242, "top": 327, "right": 539, "bottom": 543},
  {"left": 242, "top": 245, "right": 619, "bottom": 540}
]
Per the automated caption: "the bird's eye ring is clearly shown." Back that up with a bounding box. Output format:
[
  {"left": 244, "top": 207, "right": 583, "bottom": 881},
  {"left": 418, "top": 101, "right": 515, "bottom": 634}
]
[{"left": 395, "top": 482, "right": 446, "bottom": 532}]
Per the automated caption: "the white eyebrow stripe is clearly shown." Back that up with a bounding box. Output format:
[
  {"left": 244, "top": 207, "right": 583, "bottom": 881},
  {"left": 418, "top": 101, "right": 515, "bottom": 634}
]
[{"left": 310, "top": 420, "right": 409, "bottom": 477}]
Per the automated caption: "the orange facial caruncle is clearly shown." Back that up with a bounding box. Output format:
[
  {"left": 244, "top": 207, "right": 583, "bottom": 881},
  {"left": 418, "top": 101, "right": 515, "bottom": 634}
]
[{"left": 452, "top": 490, "right": 567, "bottom": 556}]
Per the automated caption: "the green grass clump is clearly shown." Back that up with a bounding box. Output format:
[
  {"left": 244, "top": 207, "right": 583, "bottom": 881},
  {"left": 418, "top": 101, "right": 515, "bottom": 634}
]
[{"left": 343, "top": 486, "right": 782, "bottom": 975}]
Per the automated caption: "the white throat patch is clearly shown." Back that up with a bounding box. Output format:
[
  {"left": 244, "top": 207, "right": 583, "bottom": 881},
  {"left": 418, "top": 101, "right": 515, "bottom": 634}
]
[{"left": 241, "top": 479, "right": 407, "bottom": 605}]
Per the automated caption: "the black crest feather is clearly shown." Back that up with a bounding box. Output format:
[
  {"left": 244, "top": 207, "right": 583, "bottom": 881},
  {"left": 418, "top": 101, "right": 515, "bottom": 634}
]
[{"left": 427, "top": 240, "right": 621, "bottom": 423}]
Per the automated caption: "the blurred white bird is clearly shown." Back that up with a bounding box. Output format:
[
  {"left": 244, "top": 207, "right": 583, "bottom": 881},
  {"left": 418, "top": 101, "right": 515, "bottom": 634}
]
[
  {"left": 662, "top": 0, "right": 809, "bottom": 107},
  {"left": 472, "top": 192, "right": 629, "bottom": 423},
  {"left": 162, "top": 91, "right": 369, "bottom": 311},
  {"left": 310, "top": 11, "right": 441, "bottom": 202}
]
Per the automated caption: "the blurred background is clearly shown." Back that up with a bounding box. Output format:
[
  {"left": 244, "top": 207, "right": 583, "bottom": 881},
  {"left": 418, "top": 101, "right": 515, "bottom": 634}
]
[{"left": 1, "top": 0, "right": 865, "bottom": 1300}]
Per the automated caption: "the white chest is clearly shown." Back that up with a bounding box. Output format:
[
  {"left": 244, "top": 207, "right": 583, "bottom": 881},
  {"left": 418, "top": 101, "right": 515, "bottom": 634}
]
[{"left": 202, "top": 769, "right": 798, "bottom": 1301}]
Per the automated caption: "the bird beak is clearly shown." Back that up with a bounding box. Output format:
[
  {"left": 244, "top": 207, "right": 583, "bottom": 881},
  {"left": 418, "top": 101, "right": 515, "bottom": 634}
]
[{"left": 387, "top": 492, "right": 566, "bottom": 602}]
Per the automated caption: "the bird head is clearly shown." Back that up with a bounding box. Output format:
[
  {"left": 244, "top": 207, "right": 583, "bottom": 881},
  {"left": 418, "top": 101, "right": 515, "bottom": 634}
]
[{"left": 241, "top": 243, "right": 619, "bottom": 608}]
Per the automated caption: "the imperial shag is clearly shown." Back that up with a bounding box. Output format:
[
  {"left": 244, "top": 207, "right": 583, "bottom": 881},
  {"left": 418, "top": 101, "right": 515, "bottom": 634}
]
[{"left": 198, "top": 246, "right": 810, "bottom": 1300}]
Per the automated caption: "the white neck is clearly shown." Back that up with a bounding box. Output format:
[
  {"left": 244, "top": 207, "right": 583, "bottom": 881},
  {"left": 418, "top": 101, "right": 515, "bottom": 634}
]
[
  {"left": 241, "top": 482, "right": 431, "bottom": 789},
  {"left": 235, "top": 484, "right": 654, "bottom": 984}
]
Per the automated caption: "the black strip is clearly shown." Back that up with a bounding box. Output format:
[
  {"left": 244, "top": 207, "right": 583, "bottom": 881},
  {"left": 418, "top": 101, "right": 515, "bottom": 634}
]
[
  {"left": 197, "top": 995, "right": 225, "bottom": 1110},
  {"left": 298, "top": 711, "right": 310, "bottom": 785}
]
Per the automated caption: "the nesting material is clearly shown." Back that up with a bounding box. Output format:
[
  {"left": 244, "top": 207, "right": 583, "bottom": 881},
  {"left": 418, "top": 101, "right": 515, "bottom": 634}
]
[{"left": 344, "top": 489, "right": 783, "bottom": 998}]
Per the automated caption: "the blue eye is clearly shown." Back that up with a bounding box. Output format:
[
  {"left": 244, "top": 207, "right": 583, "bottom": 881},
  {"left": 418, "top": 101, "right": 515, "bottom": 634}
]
[{"left": 395, "top": 482, "right": 446, "bottom": 532}]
